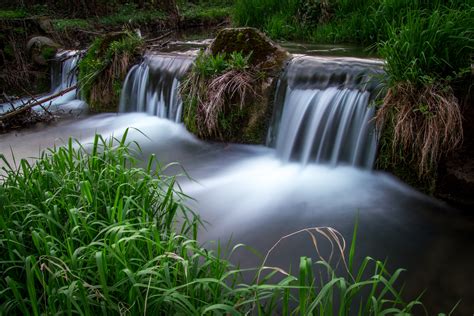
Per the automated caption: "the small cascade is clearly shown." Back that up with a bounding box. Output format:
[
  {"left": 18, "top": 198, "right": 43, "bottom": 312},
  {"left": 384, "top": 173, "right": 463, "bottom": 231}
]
[
  {"left": 0, "top": 50, "right": 81, "bottom": 114},
  {"left": 119, "top": 53, "right": 194, "bottom": 122},
  {"left": 49, "top": 50, "right": 81, "bottom": 105},
  {"left": 269, "top": 56, "right": 384, "bottom": 168}
]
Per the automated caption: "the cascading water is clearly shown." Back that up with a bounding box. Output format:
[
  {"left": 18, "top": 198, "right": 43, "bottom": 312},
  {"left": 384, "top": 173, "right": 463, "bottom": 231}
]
[
  {"left": 119, "top": 53, "right": 194, "bottom": 122},
  {"left": 268, "top": 56, "right": 384, "bottom": 168},
  {"left": 0, "top": 50, "right": 82, "bottom": 114},
  {"left": 49, "top": 50, "right": 81, "bottom": 106}
]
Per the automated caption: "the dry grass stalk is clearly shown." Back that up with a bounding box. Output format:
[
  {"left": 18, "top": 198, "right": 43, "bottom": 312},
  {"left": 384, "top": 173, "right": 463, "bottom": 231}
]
[
  {"left": 204, "top": 69, "right": 258, "bottom": 135},
  {"left": 376, "top": 82, "right": 463, "bottom": 176},
  {"left": 90, "top": 52, "right": 131, "bottom": 109}
]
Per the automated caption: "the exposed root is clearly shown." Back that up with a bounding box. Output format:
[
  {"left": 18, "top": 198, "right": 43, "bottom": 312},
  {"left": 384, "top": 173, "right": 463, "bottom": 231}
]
[{"left": 376, "top": 82, "right": 463, "bottom": 177}]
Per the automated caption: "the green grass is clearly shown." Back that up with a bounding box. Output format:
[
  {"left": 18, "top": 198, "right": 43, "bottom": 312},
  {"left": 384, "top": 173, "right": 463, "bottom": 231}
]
[
  {"left": 98, "top": 3, "right": 165, "bottom": 26},
  {"left": 0, "top": 132, "right": 432, "bottom": 314},
  {"left": 182, "top": 5, "right": 232, "bottom": 23},
  {"left": 0, "top": 10, "right": 27, "bottom": 19},
  {"left": 52, "top": 19, "right": 91, "bottom": 31},
  {"left": 78, "top": 32, "right": 143, "bottom": 105},
  {"left": 233, "top": 0, "right": 306, "bottom": 39},
  {"left": 379, "top": 7, "right": 473, "bottom": 87}
]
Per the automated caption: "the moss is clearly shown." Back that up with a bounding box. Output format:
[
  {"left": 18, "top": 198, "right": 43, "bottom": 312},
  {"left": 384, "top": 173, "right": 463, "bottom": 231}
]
[
  {"left": 210, "top": 27, "right": 289, "bottom": 69},
  {"left": 40, "top": 46, "right": 56, "bottom": 61},
  {"left": 0, "top": 10, "right": 27, "bottom": 19}
]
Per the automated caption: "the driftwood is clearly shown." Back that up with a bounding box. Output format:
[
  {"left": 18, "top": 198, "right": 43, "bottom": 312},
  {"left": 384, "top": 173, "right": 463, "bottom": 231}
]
[{"left": 0, "top": 85, "right": 77, "bottom": 121}]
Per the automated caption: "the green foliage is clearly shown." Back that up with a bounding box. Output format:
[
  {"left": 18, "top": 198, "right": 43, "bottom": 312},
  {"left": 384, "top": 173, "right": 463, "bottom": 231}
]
[
  {"left": 0, "top": 134, "right": 429, "bottom": 314},
  {"left": 379, "top": 8, "right": 473, "bottom": 87},
  {"left": 182, "top": 5, "right": 232, "bottom": 22},
  {"left": 195, "top": 51, "right": 229, "bottom": 77},
  {"left": 192, "top": 50, "right": 252, "bottom": 78},
  {"left": 77, "top": 38, "right": 107, "bottom": 102},
  {"left": 233, "top": 0, "right": 309, "bottom": 39},
  {"left": 99, "top": 3, "right": 165, "bottom": 25},
  {"left": 78, "top": 32, "right": 143, "bottom": 106},
  {"left": 228, "top": 51, "right": 252, "bottom": 70},
  {"left": 40, "top": 46, "right": 56, "bottom": 60},
  {"left": 233, "top": 0, "right": 299, "bottom": 30},
  {"left": 0, "top": 133, "right": 236, "bottom": 314},
  {"left": 0, "top": 10, "right": 27, "bottom": 19},
  {"left": 52, "top": 19, "right": 90, "bottom": 31}
]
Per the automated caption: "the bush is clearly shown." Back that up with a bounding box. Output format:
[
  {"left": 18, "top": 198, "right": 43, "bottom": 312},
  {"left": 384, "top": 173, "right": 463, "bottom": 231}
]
[{"left": 379, "top": 8, "right": 473, "bottom": 87}]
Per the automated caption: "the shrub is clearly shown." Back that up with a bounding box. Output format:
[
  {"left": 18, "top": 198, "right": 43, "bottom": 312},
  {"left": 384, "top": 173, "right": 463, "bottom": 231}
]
[{"left": 181, "top": 50, "right": 259, "bottom": 139}]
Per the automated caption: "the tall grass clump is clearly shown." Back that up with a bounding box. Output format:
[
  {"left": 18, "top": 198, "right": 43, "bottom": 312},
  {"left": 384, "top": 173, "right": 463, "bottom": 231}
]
[
  {"left": 0, "top": 133, "right": 433, "bottom": 314},
  {"left": 78, "top": 31, "right": 143, "bottom": 112},
  {"left": 0, "top": 132, "right": 258, "bottom": 314},
  {"left": 376, "top": 7, "right": 473, "bottom": 180},
  {"left": 181, "top": 50, "right": 260, "bottom": 140}
]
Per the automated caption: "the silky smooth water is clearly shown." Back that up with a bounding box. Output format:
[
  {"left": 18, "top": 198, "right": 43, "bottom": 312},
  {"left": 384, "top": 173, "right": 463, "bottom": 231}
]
[
  {"left": 0, "top": 50, "right": 85, "bottom": 115},
  {"left": 1, "top": 113, "right": 472, "bottom": 314},
  {"left": 119, "top": 53, "right": 194, "bottom": 122}
]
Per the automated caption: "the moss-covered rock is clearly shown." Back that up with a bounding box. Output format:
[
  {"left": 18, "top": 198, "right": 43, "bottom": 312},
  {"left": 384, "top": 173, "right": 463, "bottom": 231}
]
[
  {"left": 183, "top": 27, "right": 290, "bottom": 144},
  {"left": 26, "top": 36, "right": 61, "bottom": 65}
]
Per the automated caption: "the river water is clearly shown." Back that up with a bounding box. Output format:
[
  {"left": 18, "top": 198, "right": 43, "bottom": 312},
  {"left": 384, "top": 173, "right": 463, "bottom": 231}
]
[{"left": 1, "top": 46, "right": 473, "bottom": 314}]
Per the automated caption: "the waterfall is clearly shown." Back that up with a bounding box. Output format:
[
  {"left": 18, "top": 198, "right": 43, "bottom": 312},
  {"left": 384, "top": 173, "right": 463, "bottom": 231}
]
[
  {"left": 49, "top": 50, "right": 81, "bottom": 105},
  {"left": 119, "top": 53, "right": 194, "bottom": 122},
  {"left": 0, "top": 50, "right": 81, "bottom": 114},
  {"left": 268, "top": 56, "right": 384, "bottom": 169}
]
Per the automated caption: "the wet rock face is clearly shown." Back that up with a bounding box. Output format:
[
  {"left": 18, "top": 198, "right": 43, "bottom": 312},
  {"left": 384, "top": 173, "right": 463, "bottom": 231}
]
[
  {"left": 436, "top": 99, "right": 474, "bottom": 210},
  {"left": 209, "top": 27, "right": 289, "bottom": 73}
]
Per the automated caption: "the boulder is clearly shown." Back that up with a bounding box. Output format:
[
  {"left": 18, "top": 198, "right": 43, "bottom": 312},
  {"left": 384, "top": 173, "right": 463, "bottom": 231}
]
[
  {"left": 26, "top": 36, "right": 61, "bottom": 65},
  {"left": 183, "top": 27, "right": 290, "bottom": 144}
]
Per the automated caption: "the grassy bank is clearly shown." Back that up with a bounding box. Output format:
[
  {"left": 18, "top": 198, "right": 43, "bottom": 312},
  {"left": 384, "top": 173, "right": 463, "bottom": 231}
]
[
  {"left": 233, "top": 0, "right": 473, "bottom": 189},
  {"left": 0, "top": 133, "right": 428, "bottom": 314}
]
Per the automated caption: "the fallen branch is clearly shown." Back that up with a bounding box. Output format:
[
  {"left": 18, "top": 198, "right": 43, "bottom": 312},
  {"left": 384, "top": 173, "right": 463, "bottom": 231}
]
[
  {"left": 0, "top": 86, "right": 77, "bottom": 121},
  {"left": 145, "top": 31, "right": 173, "bottom": 43}
]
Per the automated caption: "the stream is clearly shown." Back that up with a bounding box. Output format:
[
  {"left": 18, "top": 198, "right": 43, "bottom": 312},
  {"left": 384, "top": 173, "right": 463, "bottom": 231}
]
[{"left": 1, "top": 45, "right": 473, "bottom": 314}]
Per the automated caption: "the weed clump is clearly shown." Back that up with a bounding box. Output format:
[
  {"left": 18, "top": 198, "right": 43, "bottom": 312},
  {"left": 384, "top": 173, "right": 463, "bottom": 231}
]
[
  {"left": 78, "top": 31, "right": 143, "bottom": 112},
  {"left": 181, "top": 27, "right": 289, "bottom": 144},
  {"left": 181, "top": 50, "right": 261, "bottom": 141},
  {"left": 376, "top": 8, "right": 471, "bottom": 180}
]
